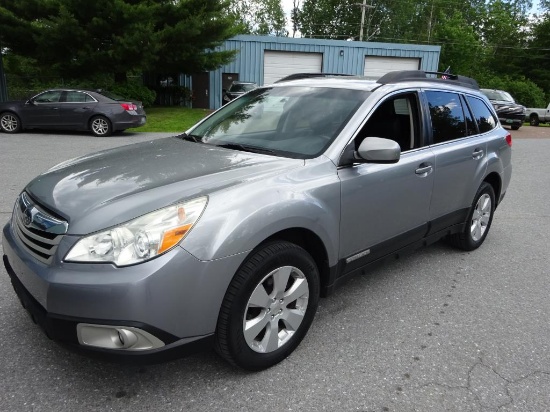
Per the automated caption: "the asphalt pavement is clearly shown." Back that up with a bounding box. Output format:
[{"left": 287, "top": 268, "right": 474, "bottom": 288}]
[{"left": 0, "top": 127, "right": 549, "bottom": 411}]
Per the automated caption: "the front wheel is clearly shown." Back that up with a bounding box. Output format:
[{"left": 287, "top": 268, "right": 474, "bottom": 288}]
[
  {"left": 449, "top": 182, "right": 495, "bottom": 251},
  {"left": 0, "top": 112, "right": 22, "bottom": 133},
  {"left": 216, "top": 241, "right": 320, "bottom": 370},
  {"left": 511, "top": 124, "right": 520, "bottom": 130},
  {"left": 90, "top": 116, "right": 112, "bottom": 136}
]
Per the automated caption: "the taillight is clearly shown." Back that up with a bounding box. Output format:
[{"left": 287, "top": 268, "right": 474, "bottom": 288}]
[
  {"left": 121, "top": 103, "right": 137, "bottom": 111},
  {"left": 505, "top": 133, "right": 512, "bottom": 147}
]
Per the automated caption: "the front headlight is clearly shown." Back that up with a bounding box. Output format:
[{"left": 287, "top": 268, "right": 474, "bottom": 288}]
[{"left": 65, "top": 197, "right": 207, "bottom": 266}]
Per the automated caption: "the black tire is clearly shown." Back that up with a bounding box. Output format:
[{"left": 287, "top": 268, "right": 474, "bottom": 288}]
[
  {"left": 530, "top": 115, "right": 539, "bottom": 126},
  {"left": 511, "top": 124, "right": 520, "bottom": 130},
  {"left": 215, "top": 241, "right": 320, "bottom": 371},
  {"left": 449, "top": 182, "right": 495, "bottom": 251},
  {"left": 0, "top": 112, "right": 22, "bottom": 133},
  {"left": 89, "top": 115, "right": 112, "bottom": 137}
]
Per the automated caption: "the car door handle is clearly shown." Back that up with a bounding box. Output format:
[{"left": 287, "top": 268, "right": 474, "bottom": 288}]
[
  {"left": 472, "top": 148, "right": 484, "bottom": 160},
  {"left": 415, "top": 163, "right": 433, "bottom": 177},
  {"left": 52, "top": 107, "right": 59, "bottom": 110}
]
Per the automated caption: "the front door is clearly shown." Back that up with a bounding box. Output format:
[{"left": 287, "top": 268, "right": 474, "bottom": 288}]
[
  {"left": 338, "top": 92, "right": 434, "bottom": 268},
  {"left": 192, "top": 73, "right": 210, "bottom": 109},
  {"left": 222, "top": 73, "right": 239, "bottom": 92},
  {"left": 19, "top": 90, "right": 63, "bottom": 127}
]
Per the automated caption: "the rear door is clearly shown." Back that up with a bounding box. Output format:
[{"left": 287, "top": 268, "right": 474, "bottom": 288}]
[
  {"left": 422, "top": 90, "right": 488, "bottom": 233},
  {"left": 57, "top": 91, "right": 97, "bottom": 127}
]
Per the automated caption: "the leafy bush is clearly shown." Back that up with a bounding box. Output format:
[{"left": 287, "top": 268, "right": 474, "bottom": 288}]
[{"left": 109, "top": 82, "right": 156, "bottom": 107}]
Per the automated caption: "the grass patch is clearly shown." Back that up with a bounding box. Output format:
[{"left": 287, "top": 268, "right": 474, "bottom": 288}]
[{"left": 131, "top": 106, "right": 211, "bottom": 133}]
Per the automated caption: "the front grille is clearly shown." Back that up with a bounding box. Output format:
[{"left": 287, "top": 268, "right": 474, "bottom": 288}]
[{"left": 12, "top": 193, "right": 68, "bottom": 265}]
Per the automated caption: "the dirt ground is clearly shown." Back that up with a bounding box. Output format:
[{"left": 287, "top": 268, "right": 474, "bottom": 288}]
[{"left": 509, "top": 124, "right": 550, "bottom": 138}]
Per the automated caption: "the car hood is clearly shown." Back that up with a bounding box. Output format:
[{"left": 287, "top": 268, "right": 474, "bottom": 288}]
[
  {"left": 25, "top": 137, "right": 303, "bottom": 234},
  {"left": 489, "top": 99, "right": 523, "bottom": 107}
]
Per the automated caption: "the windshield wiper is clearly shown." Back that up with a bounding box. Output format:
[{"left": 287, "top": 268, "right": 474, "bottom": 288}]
[
  {"left": 214, "top": 143, "right": 276, "bottom": 155},
  {"left": 175, "top": 132, "right": 203, "bottom": 143}
]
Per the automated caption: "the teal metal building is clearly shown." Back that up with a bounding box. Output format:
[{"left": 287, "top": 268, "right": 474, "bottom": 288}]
[{"left": 186, "top": 35, "right": 441, "bottom": 110}]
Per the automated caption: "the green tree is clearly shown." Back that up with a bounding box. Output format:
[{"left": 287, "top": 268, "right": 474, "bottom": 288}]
[
  {"left": 433, "top": 12, "right": 484, "bottom": 76},
  {"left": 0, "top": 0, "right": 239, "bottom": 83},
  {"left": 525, "top": 12, "right": 550, "bottom": 100},
  {"left": 229, "top": 0, "right": 287, "bottom": 36}
]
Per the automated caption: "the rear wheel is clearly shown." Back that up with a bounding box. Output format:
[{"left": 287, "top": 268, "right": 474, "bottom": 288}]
[
  {"left": 0, "top": 112, "right": 22, "bottom": 133},
  {"left": 216, "top": 241, "right": 320, "bottom": 370},
  {"left": 449, "top": 182, "right": 495, "bottom": 251},
  {"left": 530, "top": 115, "right": 539, "bottom": 126},
  {"left": 90, "top": 116, "right": 112, "bottom": 136}
]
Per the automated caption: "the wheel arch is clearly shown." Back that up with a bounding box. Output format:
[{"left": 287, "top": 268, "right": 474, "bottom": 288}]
[
  {"left": 0, "top": 110, "right": 23, "bottom": 128},
  {"left": 256, "top": 228, "right": 331, "bottom": 297},
  {"left": 484, "top": 172, "right": 502, "bottom": 207}
]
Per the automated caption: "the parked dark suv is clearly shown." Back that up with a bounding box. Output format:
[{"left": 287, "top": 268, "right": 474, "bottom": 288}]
[
  {"left": 481, "top": 88, "right": 526, "bottom": 130},
  {"left": 3, "top": 71, "right": 512, "bottom": 370}
]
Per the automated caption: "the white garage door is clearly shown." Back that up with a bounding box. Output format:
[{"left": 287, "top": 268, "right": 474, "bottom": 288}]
[
  {"left": 263, "top": 51, "right": 323, "bottom": 85},
  {"left": 364, "top": 57, "right": 420, "bottom": 80}
]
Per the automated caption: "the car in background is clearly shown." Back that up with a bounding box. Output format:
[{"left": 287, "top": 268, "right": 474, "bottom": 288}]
[
  {"left": 0, "top": 89, "right": 146, "bottom": 136},
  {"left": 480, "top": 88, "right": 526, "bottom": 130},
  {"left": 222, "top": 81, "right": 257, "bottom": 105},
  {"left": 525, "top": 102, "right": 550, "bottom": 126}
]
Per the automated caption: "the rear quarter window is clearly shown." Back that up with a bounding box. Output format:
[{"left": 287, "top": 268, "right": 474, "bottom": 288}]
[{"left": 466, "top": 96, "right": 497, "bottom": 133}]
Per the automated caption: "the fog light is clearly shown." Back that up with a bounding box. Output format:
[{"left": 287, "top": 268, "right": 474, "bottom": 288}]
[{"left": 77, "top": 324, "right": 165, "bottom": 351}]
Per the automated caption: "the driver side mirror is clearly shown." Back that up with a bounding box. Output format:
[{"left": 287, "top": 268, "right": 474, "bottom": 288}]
[
  {"left": 356, "top": 137, "right": 401, "bottom": 163},
  {"left": 25, "top": 99, "right": 35, "bottom": 105},
  {"left": 338, "top": 137, "right": 400, "bottom": 166}
]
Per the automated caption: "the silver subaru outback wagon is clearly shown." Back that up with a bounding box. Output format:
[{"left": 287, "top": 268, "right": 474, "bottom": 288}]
[{"left": 2, "top": 71, "right": 512, "bottom": 370}]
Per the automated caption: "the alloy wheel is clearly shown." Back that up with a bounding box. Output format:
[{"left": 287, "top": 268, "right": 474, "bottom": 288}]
[
  {"left": 243, "top": 265, "right": 309, "bottom": 353},
  {"left": 470, "top": 193, "right": 492, "bottom": 242},
  {"left": 1, "top": 114, "right": 19, "bottom": 132}
]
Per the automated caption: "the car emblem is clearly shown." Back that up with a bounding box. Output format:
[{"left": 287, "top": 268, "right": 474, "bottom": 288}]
[{"left": 23, "top": 207, "right": 33, "bottom": 226}]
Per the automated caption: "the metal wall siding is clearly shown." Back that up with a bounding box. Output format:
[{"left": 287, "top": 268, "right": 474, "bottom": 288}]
[{"left": 204, "top": 35, "right": 440, "bottom": 109}]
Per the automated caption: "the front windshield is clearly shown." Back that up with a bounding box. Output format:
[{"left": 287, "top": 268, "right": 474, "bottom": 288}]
[
  {"left": 482, "top": 90, "right": 515, "bottom": 103},
  {"left": 190, "top": 86, "right": 369, "bottom": 158}
]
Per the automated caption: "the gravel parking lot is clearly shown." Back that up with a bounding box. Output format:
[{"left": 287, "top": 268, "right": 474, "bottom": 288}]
[{"left": 1, "top": 127, "right": 549, "bottom": 411}]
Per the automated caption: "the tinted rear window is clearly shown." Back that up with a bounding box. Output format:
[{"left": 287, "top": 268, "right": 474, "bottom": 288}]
[{"left": 467, "top": 96, "right": 497, "bottom": 133}]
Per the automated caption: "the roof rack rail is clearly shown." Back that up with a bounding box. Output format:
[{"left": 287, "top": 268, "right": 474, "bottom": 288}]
[
  {"left": 377, "top": 70, "right": 479, "bottom": 90},
  {"left": 275, "top": 73, "right": 353, "bottom": 83}
]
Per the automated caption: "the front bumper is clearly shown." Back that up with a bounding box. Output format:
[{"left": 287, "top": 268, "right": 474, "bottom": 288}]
[
  {"left": 497, "top": 113, "right": 525, "bottom": 126},
  {"left": 2, "top": 222, "right": 245, "bottom": 361}
]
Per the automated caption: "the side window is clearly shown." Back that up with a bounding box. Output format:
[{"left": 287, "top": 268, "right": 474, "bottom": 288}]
[
  {"left": 425, "top": 91, "right": 467, "bottom": 143},
  {"left": 466, "top": 96, "right": 497, "bottom": 133},
  {"left": 33, "top": 91, "right": 62, "bottom": 103},
  {"left": 356, "top": 93, "right": 421, "bottom": 152},
  {"left": 65, "top": 91, "right": 87, "bottom": 103}
]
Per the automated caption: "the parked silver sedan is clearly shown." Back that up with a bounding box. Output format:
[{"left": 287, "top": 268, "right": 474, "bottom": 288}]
[{"left": 0, "top": 89, "right": 146, "bottom": 136}]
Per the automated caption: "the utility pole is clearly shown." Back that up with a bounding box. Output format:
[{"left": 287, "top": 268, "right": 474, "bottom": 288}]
[{"left": 356, "top": 0, "right": 375, "bottom": 42}]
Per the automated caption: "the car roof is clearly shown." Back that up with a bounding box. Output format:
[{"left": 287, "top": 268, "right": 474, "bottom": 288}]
[{"left": 269, "top": 73, "right": 482, "bottom": 95}]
